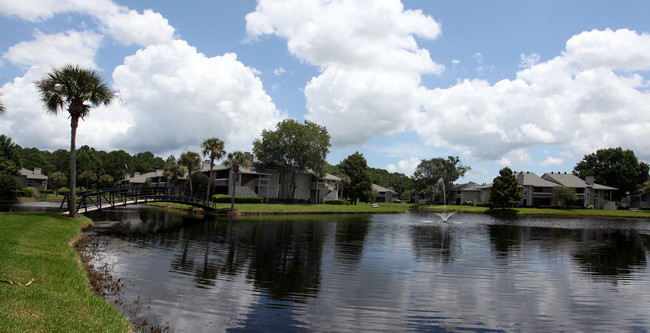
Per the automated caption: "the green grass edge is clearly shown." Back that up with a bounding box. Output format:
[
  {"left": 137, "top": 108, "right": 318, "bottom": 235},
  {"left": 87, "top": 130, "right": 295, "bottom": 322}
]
[{"left": 0, "top": 212, "right": 132, "bottom": 333}]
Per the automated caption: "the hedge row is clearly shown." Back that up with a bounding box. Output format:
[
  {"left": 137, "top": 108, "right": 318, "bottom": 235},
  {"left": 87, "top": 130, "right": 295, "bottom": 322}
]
[
  {"left": 324, "top": 199, "right": 346, "bottom": 205},
  {"left": 211, "top": 194, "right": 264, "bottom": 203}
]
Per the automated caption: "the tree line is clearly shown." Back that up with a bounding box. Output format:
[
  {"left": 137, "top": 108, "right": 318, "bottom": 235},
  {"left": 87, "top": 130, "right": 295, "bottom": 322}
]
[{"left": 2, "top": 64, "right": 647, "bottom": 211}]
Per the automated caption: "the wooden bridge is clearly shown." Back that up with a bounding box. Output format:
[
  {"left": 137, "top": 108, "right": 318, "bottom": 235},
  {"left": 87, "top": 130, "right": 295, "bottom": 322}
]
[{"left": 60, "top": 187, "right": 218, "bottom": 214}]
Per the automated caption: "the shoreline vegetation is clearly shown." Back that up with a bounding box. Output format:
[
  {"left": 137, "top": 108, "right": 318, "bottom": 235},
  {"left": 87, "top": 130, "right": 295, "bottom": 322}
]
[
  {"left": 147, "top": 201, "right": 650, "bottom": 219},
  {"left": 0, "top": 212, "right": 132, "bottom": 333}
]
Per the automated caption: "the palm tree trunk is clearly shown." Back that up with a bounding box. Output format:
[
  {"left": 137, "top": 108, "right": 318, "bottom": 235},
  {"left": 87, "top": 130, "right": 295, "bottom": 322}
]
[
  {"left": 188, "top": 169, "right": 193, "bottom": 193},
  {"left": 206, "top": 159, "right": 214, "bottom": 201},
  {"left": 69, "top": 116, "right": 78, "bottom": 217},
  {"left": 230, "top": 170, "right": 237, "bottom": 211}
]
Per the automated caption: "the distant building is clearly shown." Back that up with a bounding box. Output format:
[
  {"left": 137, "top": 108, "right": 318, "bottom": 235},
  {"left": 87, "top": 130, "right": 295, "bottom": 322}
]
[
  {"left": 541, "top": 172, "right": 617, "bottom": 209},
  {"left": 199, "top": 155, "right": 341, "bottom": 203},
  {"left": 373, "top": 184, "right": 398, "bottom": 202},
  {"left": 17, "top": 168, "right": 48, "bottom": 191}
]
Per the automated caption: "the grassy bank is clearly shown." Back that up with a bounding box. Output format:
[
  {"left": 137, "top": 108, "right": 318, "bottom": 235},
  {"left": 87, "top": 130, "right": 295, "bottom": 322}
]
[
  {"left": 425, "top": 205, "right": 650, "bottom": 219},
  {"left": 0, "top": 212, "right": 132, "bottom": 333},
  {"left": 149, "top": 201, "right": 413, "bottom": 214}
]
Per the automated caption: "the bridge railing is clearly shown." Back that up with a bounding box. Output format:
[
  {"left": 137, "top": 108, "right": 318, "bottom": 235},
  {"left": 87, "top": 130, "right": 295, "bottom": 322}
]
[{"left": 60, "top": 186, "right": 218, "bottom": 213}]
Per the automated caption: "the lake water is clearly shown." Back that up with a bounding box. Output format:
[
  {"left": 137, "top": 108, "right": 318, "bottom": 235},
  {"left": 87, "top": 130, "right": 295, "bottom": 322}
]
[{"left": 75, "top": 206, "right": 650, "bottom": 332}]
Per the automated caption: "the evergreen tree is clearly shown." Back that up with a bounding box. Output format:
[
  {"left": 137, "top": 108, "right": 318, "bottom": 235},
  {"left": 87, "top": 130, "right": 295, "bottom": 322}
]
[
  {"left": 339, "top": 152, "right": 372, "bottom": 204},
  {"left": 0, "top": 135, "right": 21, "bottom": 175},
  {"left": 490, "top": 167, "right": 522, "bottom": 208}
]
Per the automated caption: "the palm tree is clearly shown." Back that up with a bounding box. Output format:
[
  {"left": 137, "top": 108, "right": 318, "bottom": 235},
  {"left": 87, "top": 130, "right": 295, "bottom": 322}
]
[
  {"left": 35, "top": 64, "right": 115, "bottom": 217},
  {"left": 164, "top": 158, "right": 187, "bottom": 190},
  {"left": 201, "top": 137, "right": 226, "bottom": 201},
  {"left": 179, "top": 151, "right": 201, "bottom": 193},
  {"left": 78, "top": 170, "right": 97, "bottom": 190},
  {"left": 224, "top": 151, "right": 251, "bottom": 211},
  {"left": 0, "top": 93, "right": 5, "bottom": 114}
]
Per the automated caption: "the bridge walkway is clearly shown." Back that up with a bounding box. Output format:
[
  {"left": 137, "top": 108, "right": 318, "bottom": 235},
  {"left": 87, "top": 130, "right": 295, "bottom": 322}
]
[{"left": 60, "top": 186, "right": 218, "bottom": 214}]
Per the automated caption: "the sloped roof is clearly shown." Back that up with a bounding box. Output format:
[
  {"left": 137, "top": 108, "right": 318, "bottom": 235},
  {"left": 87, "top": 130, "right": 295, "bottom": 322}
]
[
  {"left": 19, "top": 168, "right": 48, "bottom": 180},
  {"left": 591, "top": 183, "right": 618, "bottom": 191},
  {"left": 373, "top": 184, "right": 396, "bottom": 193},
  {"left": 453, "top": 182, "right": 481, "bottom": 191},
  {"left": 516, "top": 172, "right": 558, "bottom": 187},
  {"left": 542, "top": 173, "right": 588, "bottom": 188}
]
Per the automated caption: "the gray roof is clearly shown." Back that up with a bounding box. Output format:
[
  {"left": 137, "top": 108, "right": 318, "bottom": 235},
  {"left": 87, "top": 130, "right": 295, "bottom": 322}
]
[
  {"left": 373, "top": 184, "right": 396, "bottom": 193},
  {"left": 19, "top": 168, "right": 48, "bottom": 180},
  {"left": 591, "top": 183, "right": 617, "bottom": 191},
  {"left": 453, "top": 182, "right": 481, "bottom": 192},
  {"left": 542, "top": 173, "right": 617, "bottom": 190},
  {"left": 516, "top": 172, "right": 558, "bottom": 187},
  {"left": 542, "top": 173, "right": 588, "bottom": 188}
]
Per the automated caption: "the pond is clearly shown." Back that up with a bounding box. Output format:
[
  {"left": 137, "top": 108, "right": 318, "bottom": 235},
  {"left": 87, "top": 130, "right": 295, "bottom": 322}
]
[{"left": 77, "top": 206, "right": 650, "bottom": 332}]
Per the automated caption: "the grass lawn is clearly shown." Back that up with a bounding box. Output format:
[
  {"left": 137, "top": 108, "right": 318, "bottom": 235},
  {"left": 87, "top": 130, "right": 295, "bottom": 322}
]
[
  {"left": 149, "top": 201, "right": 414, "bottom": 214},
  {"left": 0, "top": 212, "right": 132, "bottom": 333},
  {"left": 426, "top": 204, "right": 650, "bottom": 219}
]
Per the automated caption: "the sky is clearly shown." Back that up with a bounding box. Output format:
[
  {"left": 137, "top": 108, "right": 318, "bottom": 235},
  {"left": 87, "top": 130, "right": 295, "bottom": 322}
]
[{"left": 1, "top": 0, "right": 650, "bottom": 184}]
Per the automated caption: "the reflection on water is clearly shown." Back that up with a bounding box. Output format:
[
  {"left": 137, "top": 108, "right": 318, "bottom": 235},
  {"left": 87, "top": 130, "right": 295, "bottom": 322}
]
[{"left": 84, "top": 208, "right": 650, "bottom": 332}]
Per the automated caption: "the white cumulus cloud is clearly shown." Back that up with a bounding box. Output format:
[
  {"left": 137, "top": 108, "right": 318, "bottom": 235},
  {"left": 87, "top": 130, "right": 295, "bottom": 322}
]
[
  {"left": 246, "top": 0, "right": 443, "bottom": 146},
  {"left": 416, "top": 28, "right": 650, "bottom": 163},
  {"left": 111, "top": 40, "right": 286, "bottom": 155}
]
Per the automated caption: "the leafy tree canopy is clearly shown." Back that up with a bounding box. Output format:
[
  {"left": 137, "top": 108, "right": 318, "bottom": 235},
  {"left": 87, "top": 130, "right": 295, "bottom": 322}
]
[
  {"left": 253, "top": 119, "right": 330, "bottom": 198},
  {"left": 551, "top": 186, "right": 578, "bottom": 208},
  {"left": 339, "top": 152, "right": 372, "bottom": 204},
  {"left": 574, "top": 147, "right": 649, "bottom": 200},
  {"left": 490, "top": 167, "right": 522, "bottom": 208},
  {"left": 0, "top": 135, "right": 21, "bottom": 175},
  {"left": 412, "top": 156, "right": 470, "bottom": 202}
]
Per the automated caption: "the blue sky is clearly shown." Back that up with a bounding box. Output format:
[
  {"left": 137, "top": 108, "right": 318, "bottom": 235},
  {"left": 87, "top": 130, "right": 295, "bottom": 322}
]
[{"left": 1, "top": 0, "right": 650, "bottom": 184}]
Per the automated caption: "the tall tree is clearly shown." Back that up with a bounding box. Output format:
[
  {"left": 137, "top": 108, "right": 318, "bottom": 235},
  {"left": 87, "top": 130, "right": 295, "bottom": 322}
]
[
  {"left": 163, "top": 156, "right": 187, "bottom": 189},
  {"left": 179, "top": 151, "right": 201, "bottom": 193},
  {"left": 574, "top": 147, "right": 649, "bottom": 201},
  {"left": 202, "top": 137, "right": 226, "bottom": 200},
  {"left": 490, "top": 167, "right": 522, "bottom": 208},
  {"left": 551, "top": 186, "right": 578, "bottom": 208},
  {"left": 253, "top": 119, "right": 330, "bottom": 199},
  {"left": 78, "top": 170, "right": 96, "bottom": 190},
  {"left": 0, "top": 135, "right": 21, "bottom": 175},
  {"left": 35, "top": 64, "right": 115, "bottom": 217},
  {"left": 98, "top": 174, "right": 114, "bottom": 189},
  {"left": 224, "top": 151, "right": 251, "bottom": 211},
  {"left": 49, "top": 171, "right": 67, "bottom": 194},
  {"left": 412, "top": 156, "right": 470, "bottom": 203},
  {"left": 339, "top": 152, "right": 372, "bottom": 204}
]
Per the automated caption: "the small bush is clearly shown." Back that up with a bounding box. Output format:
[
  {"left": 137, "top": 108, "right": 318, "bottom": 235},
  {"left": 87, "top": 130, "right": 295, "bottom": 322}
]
[
  {"left": 476, "top": 202, "right": 491, "bottom": 207},
  {"left": 211, "top": 194, "right": 264, "bottom": 203},
  {"left": 325, "top": 199, "right": 346, "bottom": 205},
  {"left": 21, "top": 187, "right": 35, "bottom": 198},
  {"left": 58, "top": 187, "right": 70, "bottom": 195},
  {"left": 568, "top": 206, "right": 583, "bottom": 209}
]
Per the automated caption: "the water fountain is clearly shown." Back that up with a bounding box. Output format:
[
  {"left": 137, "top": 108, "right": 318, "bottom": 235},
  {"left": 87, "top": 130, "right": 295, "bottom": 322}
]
[{"left": 435, "top": 178, "right": 454, "bottom": 222}]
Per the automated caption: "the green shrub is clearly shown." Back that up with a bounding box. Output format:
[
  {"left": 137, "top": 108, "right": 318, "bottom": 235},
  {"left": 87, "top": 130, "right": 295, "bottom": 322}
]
[
  {"left": 21, "top": 187, "right": 35, "bottom": 198},
  {"left": 325, "top": 199, "right": 346, "bottom": 205},
  {"left": 211, "top": 194, "right": 264, "bottom": 203},
  {"left": 476, "top": 202, "right": 491, "bottom": 207},
  {"left": 58, "top": 187, "right": 70, "bottom": 195},
  {"left": 568, "top": 206, "right": 583, "bottom": 209},
  {"left": 0, "top": 174, "right": 22, "bottom": 199}
]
